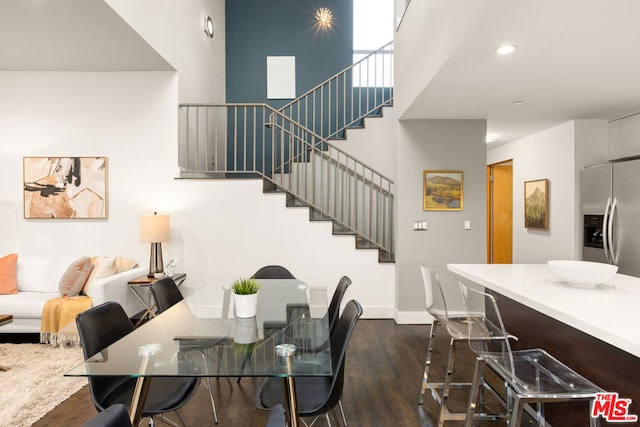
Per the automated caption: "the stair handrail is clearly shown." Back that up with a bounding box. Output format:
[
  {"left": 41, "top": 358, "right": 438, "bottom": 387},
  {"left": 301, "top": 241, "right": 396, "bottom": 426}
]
[
  {"left": 266, "top": 105, "right": 394, "bottom": 185},
  {"left": 178, "top": 103, "right": 394, "bottom": 257},
  {"left": 266, "top": 105, "right": 394, "bottom": 255},
  {"left": 279, "top": 40, "right": 394, "bottom": 113},
  {"left": 277, "top": 41, "right": 393, "bottom": 141}
]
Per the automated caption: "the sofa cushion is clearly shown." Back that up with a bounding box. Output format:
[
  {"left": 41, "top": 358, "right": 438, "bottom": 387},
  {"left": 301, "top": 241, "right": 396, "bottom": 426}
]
[
  {"left": 83, "top": 256, "right": 117, "bottom": 295},
  {"left": 0, "top": 291, "right": 61, "bottom": 319},
  {"left": 58, "top": 257, "right": 93, "bottom": 297},
  {"left": 115, "top": 257, "right": 138, "bottom": 273},
  {"left": 16, "top": 257, "right": 56, "bottom": 292},
  {"left": 0, "top": 253, "right": 18, "bottom": 295}
]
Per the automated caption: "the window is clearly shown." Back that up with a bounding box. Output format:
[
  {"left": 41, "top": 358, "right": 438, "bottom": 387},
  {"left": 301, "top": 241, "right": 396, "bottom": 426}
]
[{"left": 353, "top": 0, "right": 393, "bottom": 87}]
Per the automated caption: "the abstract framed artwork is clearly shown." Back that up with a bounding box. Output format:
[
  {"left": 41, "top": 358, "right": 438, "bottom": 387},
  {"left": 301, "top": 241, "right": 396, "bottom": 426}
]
[
  {"left": 423, "top": 170, "right": 463, "bottom": 210},
  {"left": 524, "top": 178, "right": 548, "bottom": 230},
  {"left": 23, "top": 157, "right": 108, "bottom": 219}
]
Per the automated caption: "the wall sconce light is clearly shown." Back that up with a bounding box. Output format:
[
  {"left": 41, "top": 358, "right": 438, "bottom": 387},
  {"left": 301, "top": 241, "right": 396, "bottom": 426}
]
[
  {"left": 204, "top": 16, "right": 214, "bottom": 39},
  {"left": 140, "top": 212, "right": 170, "bottom": 277},
  {"left": 315, "top": 7, "right": 333, "bottom": 29}
]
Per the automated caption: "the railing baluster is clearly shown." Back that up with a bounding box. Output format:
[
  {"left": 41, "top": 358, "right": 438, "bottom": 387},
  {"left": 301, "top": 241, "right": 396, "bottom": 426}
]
[
  {"left": 178, "top": 62, "right": 395, "bottom": 254},
  {"left": 252, "top": 106, "right": 257, "bottom": 172}
]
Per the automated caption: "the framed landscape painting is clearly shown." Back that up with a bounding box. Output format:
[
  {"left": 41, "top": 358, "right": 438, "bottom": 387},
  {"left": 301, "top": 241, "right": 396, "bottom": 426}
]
[
  {"left": 524, "top": 178, "right": 548, "bottom": 230},
  {"left": 23, "top": 157, "right": 108, "bottom": 219},
  {"left": 423, "top": 170, "right": 463, "bottom": 210}
]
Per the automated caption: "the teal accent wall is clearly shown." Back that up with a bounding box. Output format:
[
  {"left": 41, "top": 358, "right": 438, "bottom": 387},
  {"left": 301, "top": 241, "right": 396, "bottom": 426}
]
[{"left": 225, "top": 0, "right": 354, "bottom": 108}]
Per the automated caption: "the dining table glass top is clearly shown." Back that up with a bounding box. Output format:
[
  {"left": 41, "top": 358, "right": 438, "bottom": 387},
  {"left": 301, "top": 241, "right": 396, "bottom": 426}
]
[{"left": 66, "top": 279, "right": 331, "bottom": 378}]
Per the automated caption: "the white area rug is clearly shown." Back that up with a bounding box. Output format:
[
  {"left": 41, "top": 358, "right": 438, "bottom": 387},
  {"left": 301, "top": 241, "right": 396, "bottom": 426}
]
[{"left": 0, "top": 343, "right": 86, "bottom": 426}]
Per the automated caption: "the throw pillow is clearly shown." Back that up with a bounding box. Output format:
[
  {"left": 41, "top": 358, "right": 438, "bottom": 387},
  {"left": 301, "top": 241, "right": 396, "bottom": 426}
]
[
  {"left": 58, "top": 256, "right": 93, "bottom": 297},
  {"left": 0, "top": 253, "right": 18, "bottom": 295},
  {"left": 115, "top": 257, "right": 138, "bottom": 273},
  {"left": 82, "top": 256, "right": 117, "bottom": 296}
]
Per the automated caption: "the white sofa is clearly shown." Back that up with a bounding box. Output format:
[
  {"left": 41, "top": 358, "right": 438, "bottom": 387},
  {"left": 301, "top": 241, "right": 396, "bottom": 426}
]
[{"left": 0, "top": 256, "right": 147, "bottom": 333}]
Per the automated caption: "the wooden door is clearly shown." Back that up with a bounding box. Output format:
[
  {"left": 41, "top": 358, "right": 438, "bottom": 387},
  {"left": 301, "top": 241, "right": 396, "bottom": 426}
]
[{"left": 487, "top": 161, "right": 513, "bottom": 263}]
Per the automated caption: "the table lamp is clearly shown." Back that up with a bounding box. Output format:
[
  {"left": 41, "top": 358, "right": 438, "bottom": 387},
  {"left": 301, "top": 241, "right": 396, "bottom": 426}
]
[{"left": 140, "top": 212, "right": 170, "bottom": 277}]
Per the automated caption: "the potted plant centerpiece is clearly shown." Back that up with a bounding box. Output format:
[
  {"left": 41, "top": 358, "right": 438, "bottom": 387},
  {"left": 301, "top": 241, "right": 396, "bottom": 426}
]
[{"left": 231, "top": 277, "right": 260, "bottom": 318}]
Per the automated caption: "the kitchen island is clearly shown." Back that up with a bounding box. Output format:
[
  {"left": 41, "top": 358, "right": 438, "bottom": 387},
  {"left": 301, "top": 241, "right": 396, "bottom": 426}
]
[{"left": 448, "top": 263, "right": 640, "bottom": 425}]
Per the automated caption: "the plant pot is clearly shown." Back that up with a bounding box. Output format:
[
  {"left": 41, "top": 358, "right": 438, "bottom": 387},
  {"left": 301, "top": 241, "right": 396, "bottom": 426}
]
[
  {"left": 234, "top": 316, "right": 258, "bottom": 344},
  {"left": 234, "top": 292, "right": 259, "bottom": 318}
]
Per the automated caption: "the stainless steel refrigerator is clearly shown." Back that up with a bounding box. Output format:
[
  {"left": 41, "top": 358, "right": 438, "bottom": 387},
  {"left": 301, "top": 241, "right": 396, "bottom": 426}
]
[{"left": 582, "top": 158, "right": 640, "bottom": 277}]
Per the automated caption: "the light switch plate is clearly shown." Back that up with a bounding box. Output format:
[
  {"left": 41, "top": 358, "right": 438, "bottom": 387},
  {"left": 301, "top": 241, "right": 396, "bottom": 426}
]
[
  {"left": 464, "top": 220, "right": 471, "bottom": 230},
  {"left": 414, "top": 220, "right": 428, "bottom": 231}
]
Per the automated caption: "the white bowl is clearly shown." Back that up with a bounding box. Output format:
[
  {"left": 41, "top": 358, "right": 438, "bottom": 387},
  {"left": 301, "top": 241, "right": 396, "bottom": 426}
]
[{"left": 547, "top": 260, "right": 618, "bottom": 287}]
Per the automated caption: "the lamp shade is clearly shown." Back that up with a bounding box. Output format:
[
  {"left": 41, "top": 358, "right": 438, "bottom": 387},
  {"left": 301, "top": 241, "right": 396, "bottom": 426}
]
[{"left": 140, "top": 213, "right": 170, "bottom": 243}]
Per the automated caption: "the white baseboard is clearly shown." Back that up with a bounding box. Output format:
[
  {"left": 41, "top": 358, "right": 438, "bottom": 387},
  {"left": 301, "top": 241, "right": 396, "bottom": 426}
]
[
  {"left": 393, "top": 310, "right": 434, "bottom": 324},
  {"left": 358, "top": 305, "right": 395, "bottom": 319}
]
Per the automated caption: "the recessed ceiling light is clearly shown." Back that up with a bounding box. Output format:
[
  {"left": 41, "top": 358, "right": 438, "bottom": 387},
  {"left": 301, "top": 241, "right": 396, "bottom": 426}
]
[
  {"left": 496, "top": 44, "right": 517, "bottom": 55},
  {"left": 486, "top": 134, "right": 497, "bottom": 144}
]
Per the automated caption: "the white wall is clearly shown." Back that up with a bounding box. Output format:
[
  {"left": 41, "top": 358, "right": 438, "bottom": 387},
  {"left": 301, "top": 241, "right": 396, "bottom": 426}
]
[
  {"left": 106, "top": 0, "right": 226, "bottom": 103},
  {"left": 487, "top": 120, "right": 608, "bottom": 262},
  {"left": 334, "top": 107, "right": 397, "bottom": 179},
  {"left": 0, "top": 71, "right": 395, "bottom": 318},
  {"left": 395, "top": 119, "right": 487, "bottom": 322},
  {"left": 393, "top": 0, "right": 496, "bottom": 117}
]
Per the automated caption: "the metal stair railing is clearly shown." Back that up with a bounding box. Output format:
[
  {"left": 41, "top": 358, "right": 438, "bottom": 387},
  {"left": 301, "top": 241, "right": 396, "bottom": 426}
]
[
  {"left": 178, "top": 103, "right": 394, "bottom": 258},
  {"left": 279, "top": 41, "right": 393, "bottom": 141}
]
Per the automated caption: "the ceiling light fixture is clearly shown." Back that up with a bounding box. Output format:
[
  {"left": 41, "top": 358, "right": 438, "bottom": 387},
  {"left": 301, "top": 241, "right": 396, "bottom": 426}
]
[
  {"left": 315, "top": 7, "right": 333, "bottom": 29},
  {"left": 486, "top": 134, "right": 498, "bottom": 144},
  {"left": 204, "top": 16, "right": 214, "bottom": 39},
  {"left": 513, "top": 100, "right": 524, "bottom": 106},
  {"left": 496, "top": 44, "right": 517, "bottom": 55}
]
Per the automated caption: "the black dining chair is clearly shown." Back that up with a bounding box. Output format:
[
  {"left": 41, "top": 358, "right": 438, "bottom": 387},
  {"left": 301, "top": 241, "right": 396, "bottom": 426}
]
[
  {"left": 251, "top": 265, "right": 296, "bottom": 279},
  {"left": 82, "top": 404, "right": 132, "bottom": 427},
  {"left": 294, "top": 275, "right": 352, "bottom": 356},
  {"left": 150, "top": 277, "right": 228, "bottom": 424},
  {"left": 149, "top": 276, "right": 184, "bottom": 313},
  {"left": 76, "top": 301, "right": 199, "bottom": 427},
  {"left": 328, "top": 276, "right": 352, "bottom": 332},
  {"left": 256, "top": 299, "right": 363, "bottom": 426}
]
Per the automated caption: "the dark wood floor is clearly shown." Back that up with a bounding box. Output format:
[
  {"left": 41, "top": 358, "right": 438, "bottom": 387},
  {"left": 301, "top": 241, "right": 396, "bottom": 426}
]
[{"left": 33, "top": 320, "right": 504, "bottom": 427}]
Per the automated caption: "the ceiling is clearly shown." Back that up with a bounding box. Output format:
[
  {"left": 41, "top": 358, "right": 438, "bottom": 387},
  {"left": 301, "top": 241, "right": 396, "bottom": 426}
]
[
  {"left": 3, "top": 0, "right": 640, "bottom": 145},
  {"left": 0, "top": 0, "right": 172, "bottom": 71},
  {"left": 401, "top": 0, "right": 640, "bottom": 145}
]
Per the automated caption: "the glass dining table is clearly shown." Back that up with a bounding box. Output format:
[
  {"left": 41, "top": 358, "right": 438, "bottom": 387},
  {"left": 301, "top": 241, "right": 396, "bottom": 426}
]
[{"left": 66, "top": 279, "right": 331, "bottom": 427}]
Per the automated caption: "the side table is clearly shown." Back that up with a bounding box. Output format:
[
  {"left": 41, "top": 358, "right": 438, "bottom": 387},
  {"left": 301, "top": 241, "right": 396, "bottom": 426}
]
[{"left": 128, "top": 273, "right": 186, "bottom": 327}]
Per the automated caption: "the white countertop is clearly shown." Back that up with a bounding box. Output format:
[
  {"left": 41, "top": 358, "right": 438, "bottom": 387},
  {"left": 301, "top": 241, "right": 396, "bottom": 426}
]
[{"left": 448, "top": 263, "right": 640, "bottom": 358}]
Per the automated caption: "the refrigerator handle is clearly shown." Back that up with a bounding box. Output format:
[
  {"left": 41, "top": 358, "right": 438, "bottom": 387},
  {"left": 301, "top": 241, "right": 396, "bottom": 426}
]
[
  {"left": 609, "top": 197, "right": 618, "bottom": 265},
  {"left": 603, "top": 197, "right": 612, "bottom": 264}
]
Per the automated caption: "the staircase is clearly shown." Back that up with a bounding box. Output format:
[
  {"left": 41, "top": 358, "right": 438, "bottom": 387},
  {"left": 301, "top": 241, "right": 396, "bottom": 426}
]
[{"left": 177, "top": 43, "right": 394, "bottom": 262}]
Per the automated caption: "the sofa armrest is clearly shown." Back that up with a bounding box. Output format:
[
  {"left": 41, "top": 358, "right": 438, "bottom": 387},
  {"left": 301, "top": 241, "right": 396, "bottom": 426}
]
[{"left": 83, "top": 266, "right": 147, "bottom": 318}]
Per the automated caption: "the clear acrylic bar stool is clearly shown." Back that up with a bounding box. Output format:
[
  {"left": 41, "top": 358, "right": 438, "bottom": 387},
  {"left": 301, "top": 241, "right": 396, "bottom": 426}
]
[
  {"left": 419, "top": 266, "right": 516, "bottom": 426},
  {"left": 460, "top": 282, "right": 605, "bottom": 427}
]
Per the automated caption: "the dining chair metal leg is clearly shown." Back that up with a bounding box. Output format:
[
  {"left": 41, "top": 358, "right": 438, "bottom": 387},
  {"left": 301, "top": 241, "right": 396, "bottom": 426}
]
[
  {"left": 199, "top": 352, "right": 219, "bottom": 424},
  {"left": 152, "top": 412, "right": 185, "bottom": 427},
  {"left": 203, "top": 378, "right": 218, "bottom": 424},
  {"left": 419, "top": 321, "right": 438, "bottom": 405},
  {"left": 337, "top": 400, "right": 348, "bottom": 426}
]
